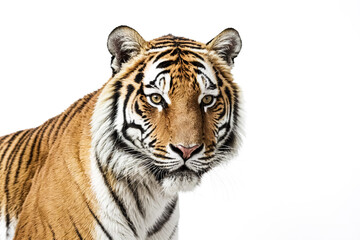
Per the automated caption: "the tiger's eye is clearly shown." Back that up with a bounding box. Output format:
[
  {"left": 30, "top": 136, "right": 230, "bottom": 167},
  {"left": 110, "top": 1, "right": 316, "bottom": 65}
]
[
  {"left": 202, "top": 95, "right": 214, "bottom": 105},
  {"left": 150, "top": 94, "right": 163, "bottom": 104}
]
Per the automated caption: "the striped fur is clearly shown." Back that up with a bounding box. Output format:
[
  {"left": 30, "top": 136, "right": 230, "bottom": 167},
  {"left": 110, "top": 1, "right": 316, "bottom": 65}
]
[{"left": 0, "top": 26, "right": 242, "bottom": 239}]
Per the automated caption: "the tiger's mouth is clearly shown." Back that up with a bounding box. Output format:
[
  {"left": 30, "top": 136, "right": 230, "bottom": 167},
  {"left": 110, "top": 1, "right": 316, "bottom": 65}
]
[
  {"left": 150, "top": 156, "right": 212, "bottom": 195},
  {"left": 160, "top": 165, "right": 202, "bottom": 195}
]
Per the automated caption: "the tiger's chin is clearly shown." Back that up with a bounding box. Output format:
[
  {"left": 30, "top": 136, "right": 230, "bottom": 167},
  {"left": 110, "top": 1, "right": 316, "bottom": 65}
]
[{"left": 161, "top": 169, "right": 201, "bottom": 196}]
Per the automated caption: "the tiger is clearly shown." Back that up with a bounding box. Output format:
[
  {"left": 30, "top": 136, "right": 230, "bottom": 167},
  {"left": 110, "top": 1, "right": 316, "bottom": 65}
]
[{"left": 0, "top": 25, "right": 242, "bottom": 240}]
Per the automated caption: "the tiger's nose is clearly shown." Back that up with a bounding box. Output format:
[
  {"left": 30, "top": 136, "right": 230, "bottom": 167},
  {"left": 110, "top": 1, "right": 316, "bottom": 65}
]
[{"left": 170, "top": 144, "right": 202, "bottom": 160}]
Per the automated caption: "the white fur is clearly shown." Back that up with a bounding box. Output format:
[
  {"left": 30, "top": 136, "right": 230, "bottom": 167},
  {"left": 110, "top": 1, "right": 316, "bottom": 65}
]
[{"left": 0, "top": 213, "right": 17, "bottom": 240}]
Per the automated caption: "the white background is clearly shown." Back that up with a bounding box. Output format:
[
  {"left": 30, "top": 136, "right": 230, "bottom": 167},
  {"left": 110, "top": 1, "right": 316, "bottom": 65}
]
[{"left": 1, "top": 0, "right": 360, "bottom": 239}]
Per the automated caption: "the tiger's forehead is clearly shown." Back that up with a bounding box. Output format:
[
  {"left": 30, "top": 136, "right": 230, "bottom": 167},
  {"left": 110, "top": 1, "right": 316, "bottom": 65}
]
[{"left": 143, "top": 39, "right": 219, "bottom": 102}]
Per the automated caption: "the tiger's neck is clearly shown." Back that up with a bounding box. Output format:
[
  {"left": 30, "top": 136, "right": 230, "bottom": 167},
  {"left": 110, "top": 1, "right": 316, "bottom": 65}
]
[{"left": 90, "top": 152, "right": 179, "bottom": 240}]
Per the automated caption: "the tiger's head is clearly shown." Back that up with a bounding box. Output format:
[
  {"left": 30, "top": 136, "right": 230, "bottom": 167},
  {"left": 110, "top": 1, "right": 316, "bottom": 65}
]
[{"left": 92, "top": 26, "right": 242, "bottom": 195}]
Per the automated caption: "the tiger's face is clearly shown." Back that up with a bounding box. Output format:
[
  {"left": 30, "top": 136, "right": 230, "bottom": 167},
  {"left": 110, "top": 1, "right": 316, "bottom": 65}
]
[{"left": 94, "top": 26, "right": 241, "bottom": 195}]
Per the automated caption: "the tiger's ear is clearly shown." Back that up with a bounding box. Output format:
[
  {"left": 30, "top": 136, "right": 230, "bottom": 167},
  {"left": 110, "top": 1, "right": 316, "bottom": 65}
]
[
  {"left": 107, "top": 26, "right": 147, "bottom": 75},
  {"left": 206, "top": 28, "right": 242, "bottom": 67}
]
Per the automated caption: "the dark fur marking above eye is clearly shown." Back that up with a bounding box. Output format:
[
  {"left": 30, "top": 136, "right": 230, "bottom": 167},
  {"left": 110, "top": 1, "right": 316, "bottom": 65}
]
[
  {"left": 156, "top": 60, "right": 175, "bottom": 69},
  {"left": 145, "top": 84, "right": 155, "bottom": 88},
  {"left": 134, "top": 72, "right": 144, "bottom": 83},
  {"left": 149, "top": 70, "right": 170, "bottom": 86},
  {"left": 191, "top": 61, "right": 205, "bottom": 69},
  {"left": 195, "top": 69, "right": 217, "bottom": 90},
  {"left": 153, "top": 49, "right": 173, "bottom": 63}
]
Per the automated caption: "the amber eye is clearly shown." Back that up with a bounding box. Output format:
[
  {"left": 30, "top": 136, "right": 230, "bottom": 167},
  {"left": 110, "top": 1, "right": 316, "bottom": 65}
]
[
  {"left": 202, "top": 95, "right": 214, "bottom": 106},
  {"left": 150, "top": 94, "right": 163, "bottom": 105}
]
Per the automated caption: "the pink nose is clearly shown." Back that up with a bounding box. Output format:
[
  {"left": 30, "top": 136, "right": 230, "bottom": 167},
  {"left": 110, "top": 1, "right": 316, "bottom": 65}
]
[{"left": 172, "top": 144, "right": 201, "bottom": 160}]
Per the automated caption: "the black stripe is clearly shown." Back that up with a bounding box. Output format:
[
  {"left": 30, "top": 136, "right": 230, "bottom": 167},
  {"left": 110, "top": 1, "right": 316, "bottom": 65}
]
[
  {"left": 195, "top": 69, "right": 217, "bottom": 90},
  {"left": 148, "top": 139, "right": 157, "bottom": 148},
  {"left": 48, "top": 223, "right": 56, "bottom": 240},
  {"left": 136, "top": 82, "right": 144, "bottom": 97},
  {"left": 13, "top": 128, "right": 36, "bottom": 184},
  {"left": 70, "top": 216, "right": 84, "bottom": 240},
  {"left": 152, "top": 40, "right": 174, "bottom": 45},
  {"left": 0, "top": 134, "right": 11, "bottom": 147},
  {"left": 216, "top": 106, "right": 227, "bottom": 121},
  {"left": 176, "top": 41, "right": 202, "bottom": 46},
  {"left": 179, "top": 44, "right": 203, "bottom": 49},
  {"left": 5, "top": 213, "right": 10, "bottom": 232},
  {"left": 218, "top": 87, "right": 232, "bottom": 143},
  {"left": 126, "top": 177, "right": 146, "bottom": 217},
  {"left": 150, "top": 43, "right": 175, "bottom": 49},
  {"left": 153, "top": 49, "right": 173, "bottom": 63},
  {"left": 191, "top": 61, "right": 205, "bottom": 69},
  {"left": 34, "top": 118, "right": 54, "bottom": 167},
  {"left": 121, "top": 85, "right": 137, "bottom": 146},
  {"left": 46, "top": 116, "right": 60, "bottom": 145},
  {"left": 149, "top": 70, "right": 170, "bottom": 86},
  {"left": 153, "top": 155, "right": 175, "bottom": 162},
  {"left": 147, "top": 197, "right": 178, "bottom": 237},
  {"left": 5, "top": 130, "right": 29, "bottom": 170},
  {"left": 215, "top": 70, "right": 223, "bottom": 87},
  {"left": 60, "top": 93, "right": 96, "bottom": 135},
  {"left": 156, "top": 60, "right": 175, "bottom": 69},
  {"left": 168, "top": 224, "right": 178, "bottom": 240},
  {"left": 134, "top": 72, "right": 144, "bottom": 83},
  {"left": 143, "top": 182, "right": 154, "bottom": 199},
  {"left": 125, "top": 122, "right": 145, "bottom": 134},
  {"left": 50, "top": 101, "right": 80, "bottom": 144},
  {"left": 218, "top": 123, "right": 228, "bottom": 132},
  {"left": 170, "top": 48, "right": 180, "bottom": 56},
  {"left": 154, "top": 148, "right": 167, "bottom": 153},
  {"left": 110, "top": 55, "right": 116, "bottom": 75},
  {"left": 0, "top": 131, "right": 22, "bottom": 170},
  {"left": 86, "top": 202, "right": 113, "bottom": 240},
  {"left": 123, "top": 85, "right": 135, "bottom": 118},
  {"left": 134, "top": 101, "right": 143, "bottom": 116},
  {"left": 198, "top": 155, "right": 214, "bottom": 160},
  {"left": 232, "top": 83, "right": 240, "bottom": 127},
  {"left": 95, "top": 154, "right": 138, "bottom": 237},
  {"left": 145, "top": 84, "right": 155, "bottom": 89},
  {"left": 203, "top": 73, "right": 217, "bottom": 90},
  {"left": 25, "top": 127, "right": 42, "bottom": 168},
  {"left": 224, "top": 87, "right": 233, "bottom": 124},
  {"left": 219, "top": 131, "right": 236, "bottom": 152},
  {"left": 3, "top": 130, "right": 31, "bottom": 229},
  {"left": 182, "top": 50, "right": 204, "bottom": 61},
  {"left": 204, "top": 148, "right": 215, "bottom": 155},
  {"left": 110, "top": 80, "right": 123, "bottom": 124}
]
